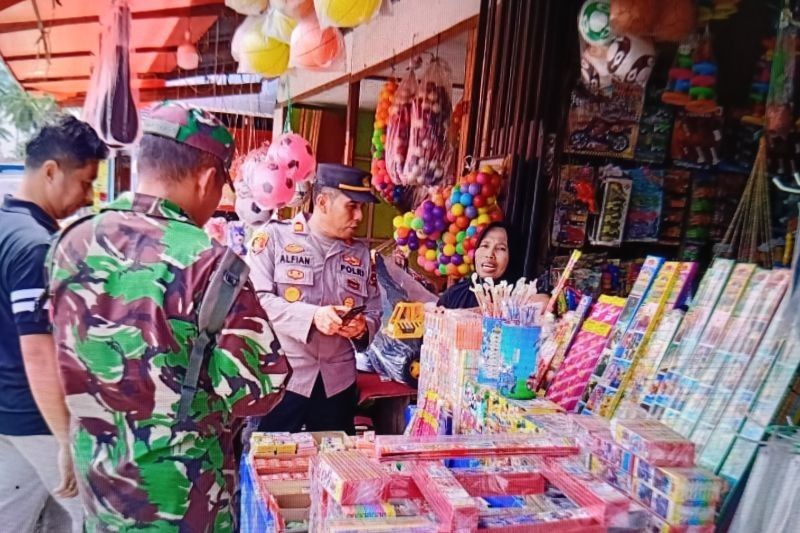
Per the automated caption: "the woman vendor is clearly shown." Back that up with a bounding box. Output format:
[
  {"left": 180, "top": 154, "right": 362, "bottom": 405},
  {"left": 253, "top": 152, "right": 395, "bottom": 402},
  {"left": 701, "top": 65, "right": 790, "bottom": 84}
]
[{"left": 438, "top": 222, "right": 548, "bottom": 309}]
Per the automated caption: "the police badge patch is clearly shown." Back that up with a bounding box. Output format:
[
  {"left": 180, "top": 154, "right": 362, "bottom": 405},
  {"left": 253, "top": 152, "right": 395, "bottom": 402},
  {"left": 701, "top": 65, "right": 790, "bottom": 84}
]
[{"left": 250, "top": 231, "right": 268, "bottom": 255}]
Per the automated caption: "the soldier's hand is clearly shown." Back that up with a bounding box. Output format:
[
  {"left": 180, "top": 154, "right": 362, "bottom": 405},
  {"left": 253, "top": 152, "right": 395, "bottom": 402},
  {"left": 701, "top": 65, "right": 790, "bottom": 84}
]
[
  {"left": 339, "top": 314, "right": 367, "bottom": 339},
  {"left": 55, "top": 444, "right": 78, "bottom": 498},
  {"left": 313, "top": 306, "right": 344, "bottom": 336}
]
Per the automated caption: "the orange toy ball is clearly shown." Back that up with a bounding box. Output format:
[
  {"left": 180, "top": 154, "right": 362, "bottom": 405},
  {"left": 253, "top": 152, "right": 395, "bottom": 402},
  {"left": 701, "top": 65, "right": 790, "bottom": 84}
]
[
  {"left": 273, "top": 0, "right": 315, "bottom": 20},
  {"left": 290, "top": 19, "right": 344, "bottom": 70},
  {"left": 653, "top": 0, "right": 696, "bottom": 43},
  {"left": 610, "top": 0, "right": 657, "bottom": 37}
]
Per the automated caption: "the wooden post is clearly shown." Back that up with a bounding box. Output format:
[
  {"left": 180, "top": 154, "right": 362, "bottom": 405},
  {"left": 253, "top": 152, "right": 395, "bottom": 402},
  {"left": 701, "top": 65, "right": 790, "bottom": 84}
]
[{"left": 343, "top": 80, "right": 361, "bottom": 165}]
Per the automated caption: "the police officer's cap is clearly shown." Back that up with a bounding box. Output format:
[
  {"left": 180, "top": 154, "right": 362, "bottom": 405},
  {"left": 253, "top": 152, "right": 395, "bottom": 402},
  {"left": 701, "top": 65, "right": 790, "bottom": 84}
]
[{"left": 316, "top": 163, "right": 379, "bottom": 204}]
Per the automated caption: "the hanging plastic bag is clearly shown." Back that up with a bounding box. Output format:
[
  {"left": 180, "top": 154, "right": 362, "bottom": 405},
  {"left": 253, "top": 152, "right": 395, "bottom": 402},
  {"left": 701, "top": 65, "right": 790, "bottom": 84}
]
[
  {"left": 314, "top": 0, "right": 382, "bottom": 29},
  {"left": 97, "top": 0, "right": 139, "bottom": 145},
  {"left": 356, "top": 254, "right": 437, "bottom": 387},
  {"left": 225, "top": 0, "right": 268, "bottom": 16},
  {"left": 385, "top": 68, "right": 418, "bottom": 185},
  {"left": 765, "top": 12, "right": 797, "bottom": 137},
  {"left": 288, "top": 17, "right": 345, "bottom": 71},
  {"left": 401, "top": 58, "right": 454, "bottom": 187},
  {"left": 263, "top": 8, "right": 297, "bottom": 44}
]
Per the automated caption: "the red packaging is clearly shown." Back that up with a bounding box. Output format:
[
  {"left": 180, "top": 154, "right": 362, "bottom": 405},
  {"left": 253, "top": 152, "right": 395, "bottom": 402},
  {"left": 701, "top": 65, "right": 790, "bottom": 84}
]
[
  {"left": 452, "top": 466, "right": 546, "bottom": 497},
  {"left": 412, "top": 461, "right": 479, "bottom": 532}
]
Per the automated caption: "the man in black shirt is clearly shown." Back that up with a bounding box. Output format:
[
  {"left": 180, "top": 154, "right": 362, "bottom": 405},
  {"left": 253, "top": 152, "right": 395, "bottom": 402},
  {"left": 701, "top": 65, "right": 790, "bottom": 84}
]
[{"left": 0, "top": 116, "right": 107, "bottom": 532}]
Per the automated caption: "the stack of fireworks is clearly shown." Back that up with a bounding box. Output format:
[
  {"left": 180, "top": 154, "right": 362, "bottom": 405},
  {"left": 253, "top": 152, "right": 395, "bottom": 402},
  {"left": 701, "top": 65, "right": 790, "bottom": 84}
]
[
  {"left": 414, "top": 307, "right": 482, "bottom": 435},
  {"left": 569, "top": 416, "right": 725, "bottom": 531},
  {"left": 459, "top": 380, "right": 565, "bottom": 435}
]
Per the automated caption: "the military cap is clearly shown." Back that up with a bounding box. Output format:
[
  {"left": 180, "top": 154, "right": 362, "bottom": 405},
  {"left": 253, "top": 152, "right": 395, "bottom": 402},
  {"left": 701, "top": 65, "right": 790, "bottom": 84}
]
[
  {"left": 316, "top": 163, "right": 379, "bottom": 204},
  {"left": 141, "top": 102, "right": 235, "bottom": 179}
]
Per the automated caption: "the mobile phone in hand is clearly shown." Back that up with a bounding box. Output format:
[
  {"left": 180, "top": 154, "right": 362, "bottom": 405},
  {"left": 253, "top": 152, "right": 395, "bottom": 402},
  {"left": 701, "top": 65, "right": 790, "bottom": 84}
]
[{"left": 340, "top": 305, "right": 366, "bottom": 325}]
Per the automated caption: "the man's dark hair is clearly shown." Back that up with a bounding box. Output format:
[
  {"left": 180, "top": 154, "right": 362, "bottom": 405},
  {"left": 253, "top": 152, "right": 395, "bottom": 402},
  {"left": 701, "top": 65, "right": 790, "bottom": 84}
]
[
  {"left": 137, "top": 134, "right": 225, "bottom": 184},
  {"left": 25, "top": 115, "right": 109, "bottom": 169}
]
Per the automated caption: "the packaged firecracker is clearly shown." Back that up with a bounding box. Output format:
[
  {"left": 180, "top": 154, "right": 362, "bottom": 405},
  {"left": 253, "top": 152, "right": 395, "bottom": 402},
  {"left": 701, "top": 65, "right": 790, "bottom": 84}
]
[
  {"left": 385, "top": 68, "right": 417, "bottom": 185},
  {"left": 611, "top": 419, "right": 695, "bottom": 467},
  {"left": 411, "top": 461, "right": 479, "bottom": 531},
  {"left": 401, "top": 58, "right": 454, "bottom": 187},
  {"left": 314, "top": 452, "right": 393, "bottom": 505},
  {"left": 542, "top": 456, "right": 631, "bottom": 526}
]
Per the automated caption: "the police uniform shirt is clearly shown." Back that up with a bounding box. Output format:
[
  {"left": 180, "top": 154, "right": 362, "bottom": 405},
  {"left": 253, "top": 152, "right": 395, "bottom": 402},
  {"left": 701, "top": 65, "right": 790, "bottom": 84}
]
[
  {"left": 0, "top": 195, "right": 58, "bottom": 436},
  {"left": 247, "top": 212, "right": 382, "bottom": 398}
]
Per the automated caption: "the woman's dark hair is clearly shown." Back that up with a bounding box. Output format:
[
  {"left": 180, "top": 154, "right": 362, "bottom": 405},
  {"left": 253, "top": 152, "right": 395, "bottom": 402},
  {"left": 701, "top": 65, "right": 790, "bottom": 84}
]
[
  {"left": 474, "top": 221, "right": 522, "bottom": 282},
  {"left": 25, "top": 115, "right": 108, "bottom": 169}
]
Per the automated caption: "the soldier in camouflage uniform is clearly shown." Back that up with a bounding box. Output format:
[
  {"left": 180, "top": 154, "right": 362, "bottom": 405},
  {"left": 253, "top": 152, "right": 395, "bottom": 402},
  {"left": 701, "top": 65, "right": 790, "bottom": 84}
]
[{"left": 47, "top": 103, "right": 290, "bottom": 532}]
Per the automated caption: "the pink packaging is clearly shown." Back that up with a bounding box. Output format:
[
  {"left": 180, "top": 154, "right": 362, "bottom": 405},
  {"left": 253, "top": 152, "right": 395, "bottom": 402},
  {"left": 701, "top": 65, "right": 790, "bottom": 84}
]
[
  {"left": 612, "top": 419, "right": 695, "bottom": 467},
  {"left": 546, "top": 296, "right": 626, "bottom": 411},
  {"left": 315, "top": 452, "right": 393, "bottom": 505}
]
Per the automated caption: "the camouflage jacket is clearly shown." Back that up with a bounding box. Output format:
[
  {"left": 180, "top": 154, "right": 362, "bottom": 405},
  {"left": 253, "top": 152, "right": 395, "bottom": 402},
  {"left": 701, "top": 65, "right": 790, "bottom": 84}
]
[{"left": 48, "top": 193, "right": 290, "bottom": 532}]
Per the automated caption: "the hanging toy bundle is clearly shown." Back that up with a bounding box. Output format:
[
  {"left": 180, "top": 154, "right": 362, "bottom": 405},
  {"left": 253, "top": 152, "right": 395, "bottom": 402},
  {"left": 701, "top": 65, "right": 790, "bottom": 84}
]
[
  {"left": 401, "top": 58, "right": 455, "bottom": 187},
  {"left": 765, "top": 9, "right": 798, "bottom": 137},
  {"left": 385, "top": 68, "right": 418, "bottom": 185},
  {"left": 743, "top": 38, "right": 776, "bottom": 125},
  {"left": 685, "top": 31, "right": 720, "bottom": 114},
  {"left": 371, "top": 78, "right": 400, "bottom": 203}
]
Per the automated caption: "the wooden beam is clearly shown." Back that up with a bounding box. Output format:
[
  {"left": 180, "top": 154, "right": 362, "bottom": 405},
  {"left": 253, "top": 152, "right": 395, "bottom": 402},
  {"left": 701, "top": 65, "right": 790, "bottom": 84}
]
[
  {"left": 3, "top": 50, "right": 93, "bottom": 62},
  {"left": 0, "top": 3, "right": 226, "bottom": 34},
  {"left": 57, "top": 81, "right": 262, "bottom": 107},
  {"left": 22, "top": 74, "right": 90, "bottom": 83},
  {"left": 0, "top": 0, "right": 26, "bottom": 11},
  {"left": 343, "top": 81, "right": 360, "bottom": 165}
]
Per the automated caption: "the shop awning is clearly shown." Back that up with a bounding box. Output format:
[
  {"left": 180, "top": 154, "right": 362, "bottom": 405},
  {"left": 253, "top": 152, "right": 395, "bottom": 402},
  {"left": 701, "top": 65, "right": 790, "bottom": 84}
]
[{"left": 0, "top": 0, "right": 257, "bottom": 106}]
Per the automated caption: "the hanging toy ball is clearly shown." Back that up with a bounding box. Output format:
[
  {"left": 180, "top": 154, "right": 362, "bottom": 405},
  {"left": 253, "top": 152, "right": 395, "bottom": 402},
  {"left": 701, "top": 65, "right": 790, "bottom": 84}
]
[
  {"left": 606, "top": 34, "right": 656, "bottom": 87},
  {"left": 239, "top": 26, "right": 290, "bottom": 78},
  {"left": 225, "top": 0, "right": 269, "bottom": 16},
  {"left": 314, "top": 0, "right": 382, "bottom": 29},
  {"left": 578, "top": 0, "right": 614, "bottom": 46},
  {"left": 581, "top": 46, "right": 613, "bottom": 92},
  {"left": 249, "top": 160, "right": 297, "bottom": 211},
  {"left": 263, "top": 8, "right": 298, "bottom": 44},
  {"left": 290, "top": 18, "right": 345, "bottom": 70},
  {"left": 652, "top": 0, "right": 697, "bottom": 43},
  {"left": 272, "top": 0, "right": 315, "bottom": 20},
  {"left": 267, "top": 133, "right": 316, "bottom": 182},
  {"left": 610, "top": 0, "right": 657, "bottom": 38}
]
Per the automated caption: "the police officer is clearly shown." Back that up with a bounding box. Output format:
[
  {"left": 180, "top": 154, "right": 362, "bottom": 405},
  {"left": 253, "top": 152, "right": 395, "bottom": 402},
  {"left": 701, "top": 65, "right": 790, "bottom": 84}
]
[{"left": 248, "top": 163, "right": 382, "bottom": 435}]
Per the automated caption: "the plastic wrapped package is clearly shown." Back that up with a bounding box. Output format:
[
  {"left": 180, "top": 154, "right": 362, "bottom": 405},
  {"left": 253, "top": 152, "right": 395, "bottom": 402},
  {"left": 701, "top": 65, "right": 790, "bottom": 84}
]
[
  {"left": 611, "top": 419, "right": 695, "bottom": 467},
  {"left": 325, "top": 517, "right": 439, "bottom": 532},
  {"left": 401, "top": 58, "right": 454, "bottom": 187},
  {"left": 542, "top": 457, "right": 631, "bottom": 526},
  {"left": 373, "top": 433, "right": 579, "bottom": 462},
  {"left": 385, "top": 69, "right": 417, "bottom": 184},
  {"left": 411, "top": 462, "right": 480, "bottom": 531}
]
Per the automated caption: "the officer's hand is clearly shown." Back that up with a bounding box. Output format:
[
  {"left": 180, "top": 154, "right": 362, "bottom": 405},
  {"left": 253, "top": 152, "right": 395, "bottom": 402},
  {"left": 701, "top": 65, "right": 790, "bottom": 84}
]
[
  {"left": 313, "top": 306, "right": 344, "bottom": 336},
  {"left": 339, "top": 314, "right": 367, "bottom": 339}
]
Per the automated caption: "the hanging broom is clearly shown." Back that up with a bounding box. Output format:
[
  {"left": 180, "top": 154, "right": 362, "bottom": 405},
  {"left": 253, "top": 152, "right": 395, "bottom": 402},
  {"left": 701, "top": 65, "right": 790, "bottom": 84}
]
[{"left": 716, "top": 138, "right": 774, "bottom": 267}]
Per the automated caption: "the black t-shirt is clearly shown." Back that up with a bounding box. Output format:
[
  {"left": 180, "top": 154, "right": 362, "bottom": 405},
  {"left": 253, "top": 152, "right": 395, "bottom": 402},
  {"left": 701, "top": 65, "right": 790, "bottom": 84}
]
[{"left": 0, "top": 195, "right": 58, "bottom": 436}]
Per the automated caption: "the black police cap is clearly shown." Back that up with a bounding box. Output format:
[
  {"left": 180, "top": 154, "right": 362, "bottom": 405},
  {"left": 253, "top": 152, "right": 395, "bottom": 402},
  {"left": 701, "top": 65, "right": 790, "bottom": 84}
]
[{"left": 316, "top": 163, "right": 379, "bottom": 204}]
